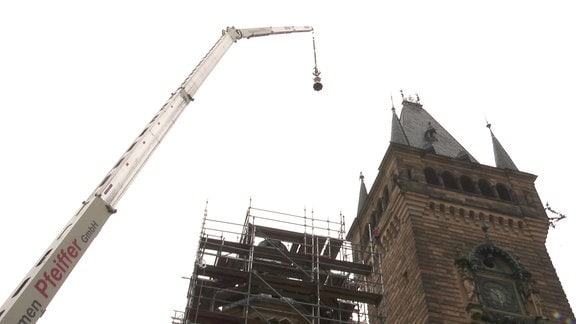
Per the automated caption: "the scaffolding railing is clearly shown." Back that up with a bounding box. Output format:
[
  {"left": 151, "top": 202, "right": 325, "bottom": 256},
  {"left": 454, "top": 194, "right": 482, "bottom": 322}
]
[
  {"left": 181, "top": 206, "right": 385, "bottom": 324},
  {"left": 171, "top": 310, "right": 184, "bottom": 324}
]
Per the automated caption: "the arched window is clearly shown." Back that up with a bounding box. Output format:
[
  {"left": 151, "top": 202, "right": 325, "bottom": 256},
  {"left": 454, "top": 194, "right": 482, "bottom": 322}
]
[
  {"left": 371, "top": 211, "right": 378, "bottom": 227},
  {"left": 496, "top": 183, "right": 512, "bottom": 201},
  {"left": 442, "top": 171, "right": 458, "bottom": 190},
  {"left": 460, "top": 175, "right": 476, "bottom": 193},
  {"left": 362, "top": 224, "right": 370, "bottom": 246},
  {"left": 381, "top": 187, "right": 390, "bottom": 211},
  {"left": 376, "top": 199, "right": 383, "bottom": 216},
  {"left": 478, "top": 179, "right": 494, "bottom": 197},
  {"left": 424, "top": 167, "right": 440, "bottom": 185}
]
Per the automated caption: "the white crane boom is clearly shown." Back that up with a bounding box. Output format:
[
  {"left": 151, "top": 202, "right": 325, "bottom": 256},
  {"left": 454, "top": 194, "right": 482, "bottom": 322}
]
[{"left": 0, "top": 25, "right": 315, "bottom": 324}]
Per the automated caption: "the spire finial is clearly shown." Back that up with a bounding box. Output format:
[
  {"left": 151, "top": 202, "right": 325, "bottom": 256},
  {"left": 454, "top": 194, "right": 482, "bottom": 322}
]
[
  {"left": 485, "top": 121, "right": 498, "bottom": 142},
  {"left": 391, "top": 95, "right": 395, "bottom": 112},
  {"left": 311, "top": 31, "right": 323, "bottom": 91},
  {"left": 359, "top": 172, "right": 364, "bottom": 181},
  {"left": 400, "top": 89, "right": 404, "bottom": 99}
]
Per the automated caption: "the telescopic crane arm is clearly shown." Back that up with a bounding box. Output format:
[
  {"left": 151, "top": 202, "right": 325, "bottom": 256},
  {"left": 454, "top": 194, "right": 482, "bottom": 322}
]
[{"left": 0, "top": 25, "right": 316, "bottom": 324}]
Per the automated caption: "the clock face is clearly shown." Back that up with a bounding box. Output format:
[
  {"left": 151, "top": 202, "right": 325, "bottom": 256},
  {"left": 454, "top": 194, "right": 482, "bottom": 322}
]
[{"left": 478, "top": 278, "right": 521, "bottom": 313}]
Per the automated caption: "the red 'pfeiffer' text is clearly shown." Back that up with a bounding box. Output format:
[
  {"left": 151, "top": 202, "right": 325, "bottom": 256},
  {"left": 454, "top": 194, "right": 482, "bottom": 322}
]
[{"left": 34, "top": 239, "right": 82, "bottom": 298}]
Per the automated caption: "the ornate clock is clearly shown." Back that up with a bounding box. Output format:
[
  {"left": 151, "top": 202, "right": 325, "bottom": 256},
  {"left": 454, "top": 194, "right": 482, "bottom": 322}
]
[{"left": 477, "top": 277, "right": 522, "bottom": 313}]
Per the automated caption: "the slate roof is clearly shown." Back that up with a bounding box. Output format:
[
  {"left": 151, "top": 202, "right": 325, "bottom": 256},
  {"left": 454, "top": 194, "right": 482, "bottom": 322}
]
[{"left": 391, "top": 99, "right": 479, "bottom": 163}]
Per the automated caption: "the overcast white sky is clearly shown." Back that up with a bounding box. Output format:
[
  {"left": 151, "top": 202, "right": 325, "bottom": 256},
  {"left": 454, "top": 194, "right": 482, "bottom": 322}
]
[{"left": 1, "top": 1, "right": 575, "bottom": 323}]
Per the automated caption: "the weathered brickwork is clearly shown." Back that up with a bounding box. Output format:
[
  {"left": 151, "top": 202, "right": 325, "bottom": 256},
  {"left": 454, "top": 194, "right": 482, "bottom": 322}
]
[{"left": 348, "top": 143, "right": 574, "bottom": 323}]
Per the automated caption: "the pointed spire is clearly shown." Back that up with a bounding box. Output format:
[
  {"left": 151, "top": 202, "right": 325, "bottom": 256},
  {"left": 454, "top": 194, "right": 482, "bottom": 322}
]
[
  {"left": 487, "top": 122, "right": 518, "bottom": 171},
  {"left": 390, "top": 97, "right": 410, "bottom": 145},
  {"left": 357, "top": 172, "right": 368, "bottom": 217}
]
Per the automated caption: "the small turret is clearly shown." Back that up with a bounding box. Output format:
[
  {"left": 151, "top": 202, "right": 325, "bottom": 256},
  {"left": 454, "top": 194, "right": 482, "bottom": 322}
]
[
  {"left": 357, "top": 172, "right": 368, "bottom": 218},
  {"left": 487, "top": 122, "right": 518, "bottom": 171},
  {"left": 390, "top": 104, "right": 410, "bottom": 146}
]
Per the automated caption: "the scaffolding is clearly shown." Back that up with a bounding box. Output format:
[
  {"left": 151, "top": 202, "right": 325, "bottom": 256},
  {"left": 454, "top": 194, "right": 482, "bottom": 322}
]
[{"left": 181, "top": 206, "right": 384, "bottom": 324}]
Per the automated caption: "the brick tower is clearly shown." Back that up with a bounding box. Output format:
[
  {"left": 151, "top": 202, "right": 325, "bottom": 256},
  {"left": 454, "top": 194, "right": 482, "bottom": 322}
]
[{"left": 346, "top": 98, "right": 574, "bottom": 323}]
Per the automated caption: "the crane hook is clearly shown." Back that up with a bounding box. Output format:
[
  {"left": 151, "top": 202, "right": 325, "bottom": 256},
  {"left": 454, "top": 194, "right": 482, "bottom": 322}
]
[{"left": 312, "top": 32, "right": 323, "bottom": 91}]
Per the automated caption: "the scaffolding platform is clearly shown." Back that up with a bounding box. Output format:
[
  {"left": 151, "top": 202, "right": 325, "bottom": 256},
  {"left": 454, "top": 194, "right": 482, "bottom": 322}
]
[{"left": 182, "top": 206, "right": 384, "bottom": 323}]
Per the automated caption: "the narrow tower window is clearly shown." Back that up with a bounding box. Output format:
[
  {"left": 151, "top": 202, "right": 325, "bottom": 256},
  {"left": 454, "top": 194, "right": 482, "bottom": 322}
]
[
  {"left": 424, "top": 167, "right": 440, "bottom": 185},
  {"left": 460, "top": 175, "right": 476, "bottom": 193},
  {"left": 496, "top": 183, "right": 512, "bottom": 201},
  {"left": 381, "top": 187, "right": 390, "bottom": 211},
  {"left": 442, "top": 171, "right": 458, "bottom": 190},
  {"left": 478, "top": 179, "right": 494, "bottom": 197}
]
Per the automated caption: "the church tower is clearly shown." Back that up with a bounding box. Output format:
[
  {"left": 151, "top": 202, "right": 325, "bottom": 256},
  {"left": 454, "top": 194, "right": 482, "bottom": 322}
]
[{"left": 347, "top": 97, "right": 574, "bottom": 323}]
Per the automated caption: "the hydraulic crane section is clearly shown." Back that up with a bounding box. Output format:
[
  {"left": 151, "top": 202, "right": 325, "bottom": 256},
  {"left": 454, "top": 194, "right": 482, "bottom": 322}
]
[{"left": 0, "top": 26, "right": 314, "bottom": 324}]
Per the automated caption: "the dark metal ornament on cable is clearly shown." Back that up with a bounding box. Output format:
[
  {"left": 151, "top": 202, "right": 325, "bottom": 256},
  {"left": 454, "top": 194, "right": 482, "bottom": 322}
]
[{"left": 312, "top": 32, "right": 323, "bottom": 91}]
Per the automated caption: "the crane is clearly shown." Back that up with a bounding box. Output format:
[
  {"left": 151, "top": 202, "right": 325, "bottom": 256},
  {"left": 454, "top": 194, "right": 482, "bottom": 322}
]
[{"left": 0, "top": 26, "right": 321, "bottom": 324}]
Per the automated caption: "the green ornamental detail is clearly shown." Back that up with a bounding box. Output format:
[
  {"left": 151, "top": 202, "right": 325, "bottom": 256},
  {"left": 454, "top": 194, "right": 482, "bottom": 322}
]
[{"left": 454, "top": 226, "right": 546, "bottom": 322}]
